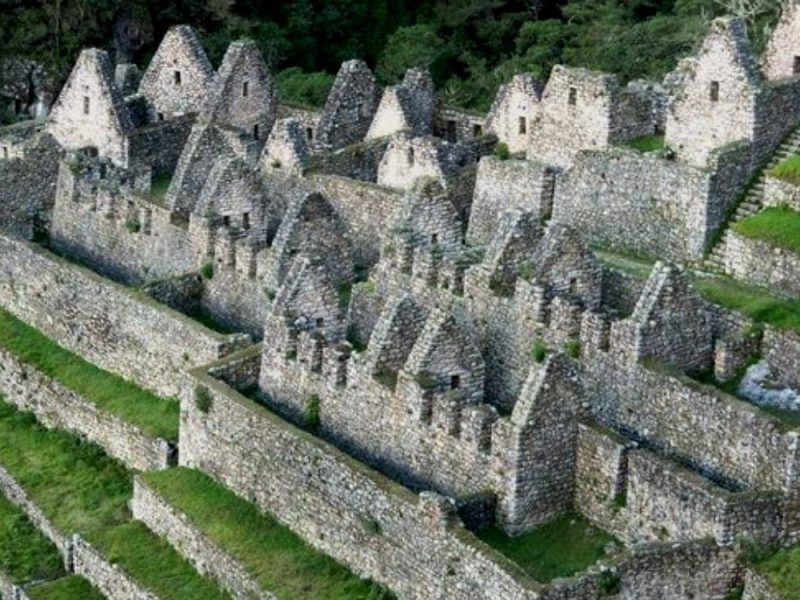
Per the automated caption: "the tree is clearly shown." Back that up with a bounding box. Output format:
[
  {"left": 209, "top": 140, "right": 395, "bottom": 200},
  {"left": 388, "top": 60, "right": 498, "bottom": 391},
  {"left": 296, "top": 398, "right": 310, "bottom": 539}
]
[{"left": 376, "top": 24, "right": 446, "bottom": 83}]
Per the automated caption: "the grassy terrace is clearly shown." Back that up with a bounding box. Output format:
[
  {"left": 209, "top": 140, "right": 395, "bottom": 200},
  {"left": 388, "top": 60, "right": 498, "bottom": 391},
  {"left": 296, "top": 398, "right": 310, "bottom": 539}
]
[
  {"left": 142, "top": 468, "right": 392, "bottom": 600},
  {"left": 87, "top": 522, "right": 228, "bottom": 600},
  {"left": 0, "top": 399, "right": 230, "bottom": 599},
  {"left": 0, "top": 494, "right": 63, "bottom": 585},
  {"left": 767, "top": 153, "right": 800, "bottom": 185},
  {"left": 750, "top": 543, "right": 800, "bottom": 598},
  {"left": 733, "top": 206, "right": 800, "bottom": 254},
  {"left": 622, "top": 133, "right": 665, "bottom": 152},
  {"left": 476, "top": 513, "right": 616, "bottom": 583},
  {"left": 0, "top": 307, "right": 179, "bottom": 441},
  {"left": 26, "top": 576, "right": 105, "bottom": 600},
  {"left": 693, "top": 277, "right": 800, "bottom": 332}
]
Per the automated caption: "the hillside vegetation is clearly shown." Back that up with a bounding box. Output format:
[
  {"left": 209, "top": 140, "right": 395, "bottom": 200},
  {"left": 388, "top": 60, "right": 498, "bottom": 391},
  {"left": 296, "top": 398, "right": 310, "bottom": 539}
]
[{"left": 0, "top": 0, "right": 784, "bottom": 116}]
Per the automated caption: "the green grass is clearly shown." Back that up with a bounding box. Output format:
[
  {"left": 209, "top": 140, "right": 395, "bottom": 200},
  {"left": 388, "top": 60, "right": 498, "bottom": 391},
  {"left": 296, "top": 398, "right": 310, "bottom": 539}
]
[
  {"left": 594, "top": 249, "right": 654, "bottom": 280},
  {"left": 0, "top": 308, "right": 179, "bottom": 441},
  {"left": 750, "top": 543, "right": 800, "bottom": 597},
  {"left": 767, "top": 153, "right": 800, "bottom": 185},
  {"left": 141, "top": 468, "right": 392, "bottom": 600},
  {"left": 734, "top": 206, "right": 800, "bottom": 254},
  {"left": 150, "top": 172, "right": 172, "bottom": 206},
  {"left": 0, "top": 494, "right": 63, "bottom": 584},
  {"left": 26, "top": 576, "right": 105, "bottom": 600},
  {"left": 87, "top": 522, "right": 229, "bottom": 600},
  {"left": 476, "top": 513, "right": 616, "bottom": 583},
  {"left": 0, "top": 400, "right": 131, "bottom": 536},
  {"left": 693, "top": 276, "right": 800, "bottom": 331},
  {"left": 623, "top": 133, "right": 664, "bottom": 152}
]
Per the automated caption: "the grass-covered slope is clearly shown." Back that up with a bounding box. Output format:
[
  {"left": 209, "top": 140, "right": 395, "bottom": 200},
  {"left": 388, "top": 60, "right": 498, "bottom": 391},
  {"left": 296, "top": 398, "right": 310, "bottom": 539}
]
[
  {"left": 142, "top": 468, "right": 392, "bottom": 600},
  {"left": 734, "top": 206, "right": 800, "bottom": 255},
  {"left": 0, "top": 308, "right": 179, "bottom": 441},
  {"left": 0, "top": 494, "right": 63, "bottom": 585},
  {"left": 476, "top": 513, "right": 616, "bottom": 583},
  {"left": 25, "top": 576, "right": 105, "bottom": 600}
]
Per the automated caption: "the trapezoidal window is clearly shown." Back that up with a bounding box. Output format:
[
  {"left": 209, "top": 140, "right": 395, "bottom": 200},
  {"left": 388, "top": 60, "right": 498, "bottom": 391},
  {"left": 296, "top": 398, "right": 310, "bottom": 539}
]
[
  {"left": 222, "top": 215, "right": 230, "bottom": 227},
  {"left": 472, "top": 124, "right": 483, "bottom": 137},
  {"left": 253, "top": 124, "right": 260, "bottom": 140},
  {"left": 83, "top": 96, "right": 90, "bottom": 115},
  {"left": 568, "top": 87, "right": 577, "bottom": 106},
  {"left": 316, "top": 317, "right": 324, "bottom": 328},
  {"left": 793, "top": 56, "right": 800, "bottom": 75},
  {"left": 2, "top": 147, "right": 7, "bottom": 159},
  {"left": 450, "top": 374, "right": 461, "bottom": 390},
  {"left": 242, "top": 212, "right": 250, "bottom": 230},
  {"left": 407, "top": 146, "right": 415, "bottom": 166},
  {"left": 518, "top": 116, "right": 527, "bottom": 134},
  {"left": 306, "top": 127, "right": 314, "bottom": 141},
  {"left": 157, "top": 112, "right": 165, "bottom": 121},
  {"left": 431, "top": 233, "right": 439, "bottom": 245},
  {"left": 174, "top": 70, "right": 182, "bottom": 86},
  {"left": 242, "top": 81, "right": 249, "bottom": 97},
  {"left": 710, "top": 81, "right": 720, "bottom": 102}
]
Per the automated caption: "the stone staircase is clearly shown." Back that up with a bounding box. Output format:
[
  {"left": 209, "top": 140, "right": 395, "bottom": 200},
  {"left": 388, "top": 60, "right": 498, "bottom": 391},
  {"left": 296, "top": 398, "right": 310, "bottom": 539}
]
[{"left": 705, "top": 127, "right": 800, "bottom": 272}]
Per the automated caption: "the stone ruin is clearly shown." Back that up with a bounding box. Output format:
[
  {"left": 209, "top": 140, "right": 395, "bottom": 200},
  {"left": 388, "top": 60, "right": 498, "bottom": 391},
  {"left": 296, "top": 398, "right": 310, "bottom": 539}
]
[{"left": 3, "top": 4, "right": 800, "bottom": 599}]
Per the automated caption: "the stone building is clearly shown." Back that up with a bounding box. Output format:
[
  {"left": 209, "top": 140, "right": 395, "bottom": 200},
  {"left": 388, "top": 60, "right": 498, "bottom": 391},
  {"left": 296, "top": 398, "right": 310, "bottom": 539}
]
[{"left": 2, "top": 10, "right": 800, "bottom": 599}]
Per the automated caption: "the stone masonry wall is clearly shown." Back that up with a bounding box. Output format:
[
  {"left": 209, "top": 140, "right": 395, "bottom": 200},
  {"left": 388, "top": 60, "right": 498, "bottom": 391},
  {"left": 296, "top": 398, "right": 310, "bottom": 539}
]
[
  {"left": 725, "top": 230, "right": 800, "bottom": 297},
  {"left": 131, "top": 478, "right": 268, "bottom": 599},
  {"left": 763, "top": 327, "right": 800, "bottom": 390},
  {"left": 180, "top": 370, "right": 545, "bottom": 600},
  {"left": 0, "top": 348, "right": 174, "bottom": 471},
  {"left": 584, "top": 354, "right": 797, "bottom": 494},
  {"left": 72, "top": 536, "right": 158, "bottom": 600},
  {"left": 126, "top": 114, "right": 195, "bottom": 175},
  {"left": 467, "top": 157, "right": 554, "bottom": 246},
  {"left": 0, "top": 235, "right": 249, "bottom": 397}
]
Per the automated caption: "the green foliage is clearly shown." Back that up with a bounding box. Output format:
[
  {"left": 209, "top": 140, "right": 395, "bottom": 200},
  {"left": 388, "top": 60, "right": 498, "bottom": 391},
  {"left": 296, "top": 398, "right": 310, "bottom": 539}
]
[
  {"left": 767, "top": 153, "right": 800, "bottom": 185},
  {"left": 149, "top": 172, "right": 172, "bottom": 205},
  {"left": 194, "top": 386, "right": 212, "bottom": 414},
  {"left": 476, "top": 513, "right": 617, "bottom": 583},
  {"left": 494, "top": 142, "right": 511, "bottom": 161},
  {"left": 1, "top": 0, "right": 755, "bottom": 116},
  {"left": 361, "top": 516, "right": 382, "bottom": 535},
  {"left": 564, "top": 338, "right": 581, "bottom": 359},
  {"left": 26, "top": 576, "right": 105, "bottom": 600},
  {"left": 0, "top": 399, "right": 132, "bottom": 537},
  {"left": 88, "top": 522, "right": 229, "bottom": 600},
  {"left": 125, "top": 215, "right": 141, "bottom": 234},
  {"left": 304, "top": 394, "right": 321, "bottom": 431},
  {"left": 338, "top": 282, "right": 352, "bottom": 310},
  {"left": 530, "top": 338, "right": 548, "bottom": 364},
  {"left": 693, "top": 276, "right": 800, "bottom": 332},
  {"left": 199, "top": 262, "right": 214, "bottom": 280},
  {"left": 374, "top": 369, "right": 399, "bottom": 390},
  {"left": 0, "top": 308, "right": 178, "bottom": 440},
  {"left": 624, "top": 133, "right": 665, "bottom": 152},
  {"left": 0, "top": 494, "right": 63, "bottom": 585},
  {"left": 142, "top": 468, "right": 391, "bottom": 599},
  {"left": 376, "top": 24, "right": 446, "bottom": 83},
  {"left": 745, "top": 540, "right": 800, "bottom": 598},
  {"left": 597, "top": 570, "right": 621, "bottom": 595},
  {"left": 346, "top": 326, "right": 368, "bottom": 353},
  {"left": 734, "top": 206, "right": 800, "bottom": 254},
  {"left": 611, "top": 490, "right": 627, "bottom": 510},
  {"left": 722, "top": 586, "right": 743, "bottom": 600},
  {"left": 276, "top": 68, "right": 335, "bottom": 109}
]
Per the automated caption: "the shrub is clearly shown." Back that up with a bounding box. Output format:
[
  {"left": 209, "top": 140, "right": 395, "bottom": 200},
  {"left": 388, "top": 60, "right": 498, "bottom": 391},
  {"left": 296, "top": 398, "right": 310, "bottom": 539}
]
[
  {"left": 276, "top": 67, "right": 335, "bottom": 109},
  {"left": 494, "top": 142, "right": 510, "bottom": 160},
  {"left": 530, "top": 338, "right": 547, "bottom": 363},
  {"left": 194, "top": 386, "right": 212, "bottom": 414},
  {"left": 199, "top": 262, "right": 214, "bottom": 280},
  {"left": 564, "top": 338, "right": 581, "bottom": 359},
  {"left": 597, "top": 570, "right": 621, "bottom": 595},
  {"left": 414, "top": 370, "right": 437, "bottom": 389},
  {"left": 304, "top": 394, "right": 321, "bottom": 431},
  {"left": 125, "top": 215, "right": 141, "bottom": 234}
]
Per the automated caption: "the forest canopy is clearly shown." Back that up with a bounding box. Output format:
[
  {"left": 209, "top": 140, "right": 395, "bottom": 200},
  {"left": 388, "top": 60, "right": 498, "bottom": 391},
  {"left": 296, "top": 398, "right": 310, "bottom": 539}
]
[{"left": 0, "top": 0, "right": 785, "bottom": 112}]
